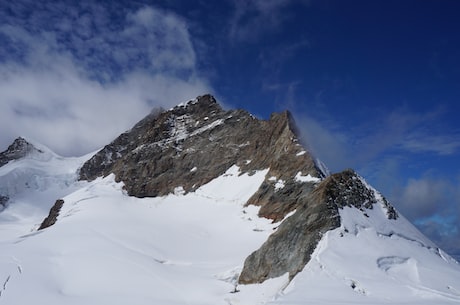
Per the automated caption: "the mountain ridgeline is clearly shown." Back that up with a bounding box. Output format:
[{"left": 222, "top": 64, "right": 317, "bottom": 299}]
[
  {"left": 79, "top": 94, "right": 324, "bottom": 221},
  {"left": 78, "top": 94, "right": 398, "bottom": 284}
]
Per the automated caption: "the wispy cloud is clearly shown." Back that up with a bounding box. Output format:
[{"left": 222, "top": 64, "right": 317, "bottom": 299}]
[
  {"left": 227, "top": 0, "right": 310, "bottom": 42},
  {"left": 401, "top": 133, "right": 460, "bottom": 155},
  {"left": 294, "top": 105, "right": 460, "bottom": 172},
  {"left": 0, "top": 1, "right": 212, "bottom": 156}
]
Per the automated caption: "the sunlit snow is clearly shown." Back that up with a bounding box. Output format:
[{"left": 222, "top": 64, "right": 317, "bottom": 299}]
[
  {"left": 1, "top": 145, "right": 460, "bottom": 304},
  {"left": 294, "top": 171, "right": 321, "bottom": 183}
]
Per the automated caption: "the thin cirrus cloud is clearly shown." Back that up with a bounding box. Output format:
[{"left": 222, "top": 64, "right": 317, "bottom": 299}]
[
  {"left": 0, "top": 1, "right": 212, "bottom": 156},
  {"left": 227, "top": 0, "right": 310, "bottom": 42},
  {"left": 401, "top": 134, "right": 460, "bottom": 155},
  {"left": 295, "top": 106, "right": 460, "bottom": 172}
]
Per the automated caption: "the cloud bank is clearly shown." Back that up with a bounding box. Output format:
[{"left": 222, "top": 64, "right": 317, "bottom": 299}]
[{"left": 0, "top": 1, "right": 212, "bottom": 156}]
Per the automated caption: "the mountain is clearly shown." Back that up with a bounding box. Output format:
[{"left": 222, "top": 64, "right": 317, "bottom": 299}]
[{"left": 0, "top": 95, "right": 459, "bottom": 304}]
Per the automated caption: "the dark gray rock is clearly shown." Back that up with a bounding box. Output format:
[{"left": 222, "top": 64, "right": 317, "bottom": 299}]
[
  {"left": 0, "top": 137, "right": 43, "bottom": 167},
  {"left": 79, "top": 94, "right": 324, "bottom": 221},
  {"left": 238, "top": 169, "right": 398, "bottom": 284},
  {"left": 38, "top": 199, "right": 64, "bottom": 230},
  {"left": 323, "top": 169, "right": 397, "bottom": 220}
]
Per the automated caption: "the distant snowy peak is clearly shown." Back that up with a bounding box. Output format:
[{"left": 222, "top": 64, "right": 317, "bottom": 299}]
[
  {"left": 0, "top": 137, "right": 59, "bottom": 167},
  {"left": 0, "top": 137, "right": 89, "bottom": 212},
  {"left": 0, "top": 137, "right": 41, "bottom": 167}
]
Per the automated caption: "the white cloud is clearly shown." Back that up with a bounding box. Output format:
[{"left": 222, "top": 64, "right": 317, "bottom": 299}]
[
  {"left": 123, "top": 6, "right": 197, "bottom": 72},
  {"left": 0, "top": 2, "right": 212, "bottom": 156},
  {"left": 401, "top": 133, "right": 460, "bottom": 155}
]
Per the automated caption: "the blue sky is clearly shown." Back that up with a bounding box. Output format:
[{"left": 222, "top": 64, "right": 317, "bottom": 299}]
[{"left": 0, "top": 0, "right": 459, "bottom": 260}]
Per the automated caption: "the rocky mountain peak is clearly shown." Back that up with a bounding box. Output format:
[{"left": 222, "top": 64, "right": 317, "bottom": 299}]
[
  {"left": 78, "top": 94, "right": 401, "bottom": 286},
  {"left": 0, "top": 137, "right": 43, "bottom": 167},
  {"left": 79, "top": 94, "right": 323, "bottom": 220},
  {"left": 174, "top": 94, "right": 222, "bottom": 115}
]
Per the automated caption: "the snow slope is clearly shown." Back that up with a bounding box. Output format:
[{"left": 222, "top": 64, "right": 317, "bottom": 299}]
[
  {"left": 1, "top": 146, "right": 460, "bottom": 304},
  {"left": 273, "top": 185, "right": 460, "bottom": 304},
  {"left": 0, "top": 165, "right": 292, "bottom": 304},
  {"left": 0, "top": 142, "right": 92, "bottom": 240}
]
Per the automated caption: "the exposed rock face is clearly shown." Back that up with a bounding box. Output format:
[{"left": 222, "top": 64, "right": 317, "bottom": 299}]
[
  {"left": 78, "top": 94, "right": 399, "bottom": 285},
  {"left": 238, "top": 169, "right": 397, "bottom": 284},
  {"left": 324, "top": 169, "right": 398, "bottom": 220},
  {"left": 79, "top": 94, "right": 324, "bottom": 221},
  {"left": 0, "top": 137, "right": 42, "bottom": 167},
  {"left": 38, "top": 199, "right": 64, "bottom": 230}
]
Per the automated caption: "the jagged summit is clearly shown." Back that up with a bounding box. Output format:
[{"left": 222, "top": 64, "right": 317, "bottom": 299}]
[
  {"left": 77, "top": 94, "right": 403, "bottom": 285},
  {"left": 79, "top": 94, "right": 323, "bottom": 220},
  {"left": 77, "top": 94, "right": 405, "bottom": 286}
]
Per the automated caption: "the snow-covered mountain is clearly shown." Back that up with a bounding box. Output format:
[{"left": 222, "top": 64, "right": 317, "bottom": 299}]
[{"left": 1, "top": 95, "right": 460, "bottom": 304}]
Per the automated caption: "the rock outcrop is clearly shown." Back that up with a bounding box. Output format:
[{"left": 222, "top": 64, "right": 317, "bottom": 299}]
[
  {"left": 79, "top": 94, "right": 324, "bottom": 221},
  {"left": 38, "top": 199, "right": 64, "bottom": 230},
  {"left": 238, "top": 169, "right": 397, "bottom": 284}
]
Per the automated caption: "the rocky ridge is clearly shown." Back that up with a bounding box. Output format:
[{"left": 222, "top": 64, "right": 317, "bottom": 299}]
[{"left": 79, "top": 94, "right": 324, "bottom": 221}]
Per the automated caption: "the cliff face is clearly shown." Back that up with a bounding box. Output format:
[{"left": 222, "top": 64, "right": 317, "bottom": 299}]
[{"left": 79, "top": 94, "right": 324, "bottom": 221}]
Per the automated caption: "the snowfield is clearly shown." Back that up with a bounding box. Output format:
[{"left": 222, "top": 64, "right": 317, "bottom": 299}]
[
  {"left": 1, "top": 150, "right": 460, "bottom": 304},
  {"left": 276, "top": 206, "right": 460, "bottom": 304}
]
